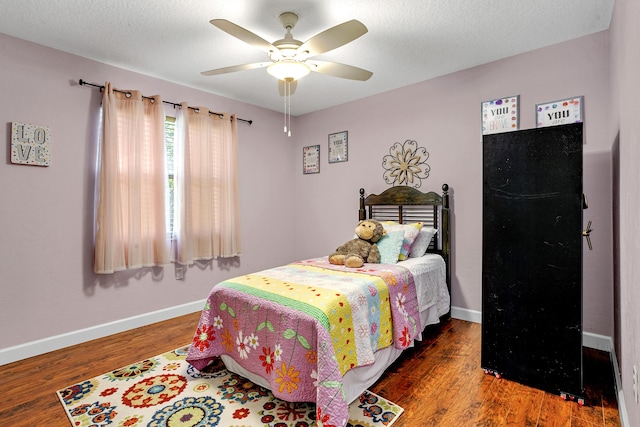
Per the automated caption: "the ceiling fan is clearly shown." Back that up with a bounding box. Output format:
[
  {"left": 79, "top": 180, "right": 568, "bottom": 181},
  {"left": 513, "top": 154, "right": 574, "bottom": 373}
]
[{"left": 201, "top": 12, "right": 373, "bottom": 96}]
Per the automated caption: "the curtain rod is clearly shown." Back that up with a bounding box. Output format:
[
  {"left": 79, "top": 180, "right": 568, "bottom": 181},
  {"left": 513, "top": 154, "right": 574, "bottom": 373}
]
[{"left": 78, "top": 79, "right": 253, "bottom": 125}]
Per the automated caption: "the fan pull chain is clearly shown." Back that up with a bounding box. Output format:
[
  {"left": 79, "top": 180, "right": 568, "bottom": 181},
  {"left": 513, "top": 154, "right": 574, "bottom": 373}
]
[
  {"left": 287, "top": 81, "right": 292, "bottom": 137},
  {"left": 283, "top": 81, "right": 288, "bottom": 133},
  {"left": 282, "top": 79, "right": 292, "bottom": 137}
]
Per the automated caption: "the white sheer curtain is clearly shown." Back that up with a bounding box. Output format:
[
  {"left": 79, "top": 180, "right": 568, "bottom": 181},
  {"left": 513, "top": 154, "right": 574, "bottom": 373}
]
[
  {"left": 94, "top": 82, "right": 170, "bottom": 273},
  {"left": 173, "top": 103, "right": 241, "bottom": 264}
]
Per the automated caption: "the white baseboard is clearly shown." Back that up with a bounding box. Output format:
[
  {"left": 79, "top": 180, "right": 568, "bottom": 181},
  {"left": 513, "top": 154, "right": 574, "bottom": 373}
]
[
  {"left": 618, "top": 390, "right": 631, "bottom": 427},
  {"left": 450, "top": 306, "right": 613, "bottom": 352},
  {"left": 583, "top": 331, "right": 613, "bottom": 352},
  {"left": 451, "top": 306, "right": 482, "bottom": 324},
  {"left": 0, "top": 299, "right": 206, "bottom": 367},
  {"left": 609, "top": 343, "right": 630, "bottom": 427}
]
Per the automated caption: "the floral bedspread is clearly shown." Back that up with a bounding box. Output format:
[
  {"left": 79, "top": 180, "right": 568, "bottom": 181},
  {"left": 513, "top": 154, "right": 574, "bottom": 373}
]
[{"left": 186, "top": 257, "right": 421, "bottom": 427}]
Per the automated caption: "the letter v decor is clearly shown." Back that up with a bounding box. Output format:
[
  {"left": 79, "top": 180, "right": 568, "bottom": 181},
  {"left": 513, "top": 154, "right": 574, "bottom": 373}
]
[{"left": 382, "top": 139, "right": 430, "bottom": 188}]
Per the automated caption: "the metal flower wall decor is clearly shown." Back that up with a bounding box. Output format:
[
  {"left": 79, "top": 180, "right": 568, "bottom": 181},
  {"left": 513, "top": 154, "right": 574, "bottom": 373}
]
[{"left": 382, "top": 139, "right": 430, "bottom": 188}]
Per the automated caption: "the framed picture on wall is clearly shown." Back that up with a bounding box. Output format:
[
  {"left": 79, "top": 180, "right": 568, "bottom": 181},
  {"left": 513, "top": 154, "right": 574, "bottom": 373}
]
[
  {"left": 328, "top": 131, "right": 348, "bottom": 163},
  {"left": 536, "top": 96, "right": 584, "bottom": 128},
  {"left": 303, "top": 145, "right": 320, "bottom": 174},
  {"left": 481, "top": 95, "right": 519, "bottom": 135}
]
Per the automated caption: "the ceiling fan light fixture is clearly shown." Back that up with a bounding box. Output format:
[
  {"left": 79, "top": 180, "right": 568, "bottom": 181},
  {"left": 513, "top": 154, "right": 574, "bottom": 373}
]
[{"left": 267, "top": 61, "right": 310, "bottom": 81}]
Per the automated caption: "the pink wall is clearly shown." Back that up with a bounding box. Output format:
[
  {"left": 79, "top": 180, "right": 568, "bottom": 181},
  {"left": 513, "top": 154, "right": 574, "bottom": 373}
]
[
  {"left": 294, "top": 31, "right": 614, "bottom": 337},
  {"left": 610, "top": 0, "right": 640, "bottom": 424},
  {"left": 0, "top": 33, "right": 298, "bottom": 349},
  {"left": 0, "top": 29, "right": 616, "bottom": 363}
]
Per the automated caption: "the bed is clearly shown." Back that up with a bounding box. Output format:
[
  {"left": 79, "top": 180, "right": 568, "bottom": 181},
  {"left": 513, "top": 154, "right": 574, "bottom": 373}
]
[{"left": 186, "top": 184, "right": 451, "bottom": 426}]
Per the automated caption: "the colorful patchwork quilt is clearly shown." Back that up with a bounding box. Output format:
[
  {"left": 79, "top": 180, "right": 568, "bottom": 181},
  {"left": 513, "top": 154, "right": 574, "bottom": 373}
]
[{"left": 186, "top": 257, "right": 421, "bottom": 427}]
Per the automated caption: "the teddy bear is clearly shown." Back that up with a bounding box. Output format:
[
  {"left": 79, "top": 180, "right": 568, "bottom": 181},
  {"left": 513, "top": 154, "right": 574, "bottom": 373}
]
[{"left": 329, "top": 219, "right": 385, "bottom": 268}]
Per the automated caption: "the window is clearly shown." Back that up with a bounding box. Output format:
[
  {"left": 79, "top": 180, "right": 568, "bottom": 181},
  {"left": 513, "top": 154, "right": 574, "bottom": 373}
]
[
  {"left": 94, "top": 86, "right": 241, "bottom": 273},
  {"left": 94, "top": 87, "right": 170, "bottom": 273}
]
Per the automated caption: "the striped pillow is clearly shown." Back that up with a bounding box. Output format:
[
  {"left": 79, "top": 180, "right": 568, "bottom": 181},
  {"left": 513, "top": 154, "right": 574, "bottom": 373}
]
[{"left": 381, "top": 222, "right": 423, "bottom": 261}]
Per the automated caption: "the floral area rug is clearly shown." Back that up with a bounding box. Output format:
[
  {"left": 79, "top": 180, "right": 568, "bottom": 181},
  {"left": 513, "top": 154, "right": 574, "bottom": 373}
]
[{"left": 57, "top": 345, "right": 404, "bottom": 427}]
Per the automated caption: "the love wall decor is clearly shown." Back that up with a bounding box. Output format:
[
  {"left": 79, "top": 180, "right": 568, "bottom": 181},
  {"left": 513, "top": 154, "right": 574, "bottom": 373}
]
[{"left": 11, "top": 121, "right": 51, "bottom": 166}]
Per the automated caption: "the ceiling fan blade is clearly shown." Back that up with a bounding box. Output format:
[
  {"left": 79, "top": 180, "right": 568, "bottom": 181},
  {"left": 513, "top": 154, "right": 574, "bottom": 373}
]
[
  {"left": 297, "top": 20, "right": 368, "bottom": 57},
  {"left": 278, "top": 79, "right": 298, "bottom": 96},
  {"left": 307, "top": 60, "right": 373, "bottom": 81},
  {"left": 201, "top": 62, "right": 270, "bottom": 76},
  {"left": 210, "top": 19, "right": 277, "bottom": 53}
]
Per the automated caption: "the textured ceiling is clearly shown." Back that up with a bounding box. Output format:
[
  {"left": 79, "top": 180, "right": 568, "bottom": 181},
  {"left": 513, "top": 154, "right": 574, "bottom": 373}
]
[{"left": 0, "top": 0, "right": 613, "bottom": 115}]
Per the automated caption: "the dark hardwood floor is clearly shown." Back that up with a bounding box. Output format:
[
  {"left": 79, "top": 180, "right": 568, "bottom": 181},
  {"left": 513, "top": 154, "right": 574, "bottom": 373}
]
[
  {"left": 374, "top": 319, "right": 620, "bottom": 426},
  {"left": 0, "top": 314, "right": 620, "bottom": 426}
]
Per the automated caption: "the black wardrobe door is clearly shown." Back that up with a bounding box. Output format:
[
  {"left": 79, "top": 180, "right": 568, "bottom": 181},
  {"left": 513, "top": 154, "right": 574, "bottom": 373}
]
[{"left": 481, "top": 123, "right": 583, "bottom": 397}]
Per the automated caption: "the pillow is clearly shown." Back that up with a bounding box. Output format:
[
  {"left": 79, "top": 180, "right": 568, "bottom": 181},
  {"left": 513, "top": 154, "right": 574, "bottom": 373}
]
[
  {"left": 382, "top": 222, "right": 423, "bottom": 261},
  {"left": 409, "top": 226, "right": 438, "bottom": 258},
  {"left": 376, "top": 230, "right": 405, "bottom": 264}
]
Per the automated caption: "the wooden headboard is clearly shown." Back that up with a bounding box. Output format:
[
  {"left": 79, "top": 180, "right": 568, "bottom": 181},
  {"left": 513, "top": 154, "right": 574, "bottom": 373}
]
[{"left": 358, "top": 184, "right": 451, "bottom": 295}]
